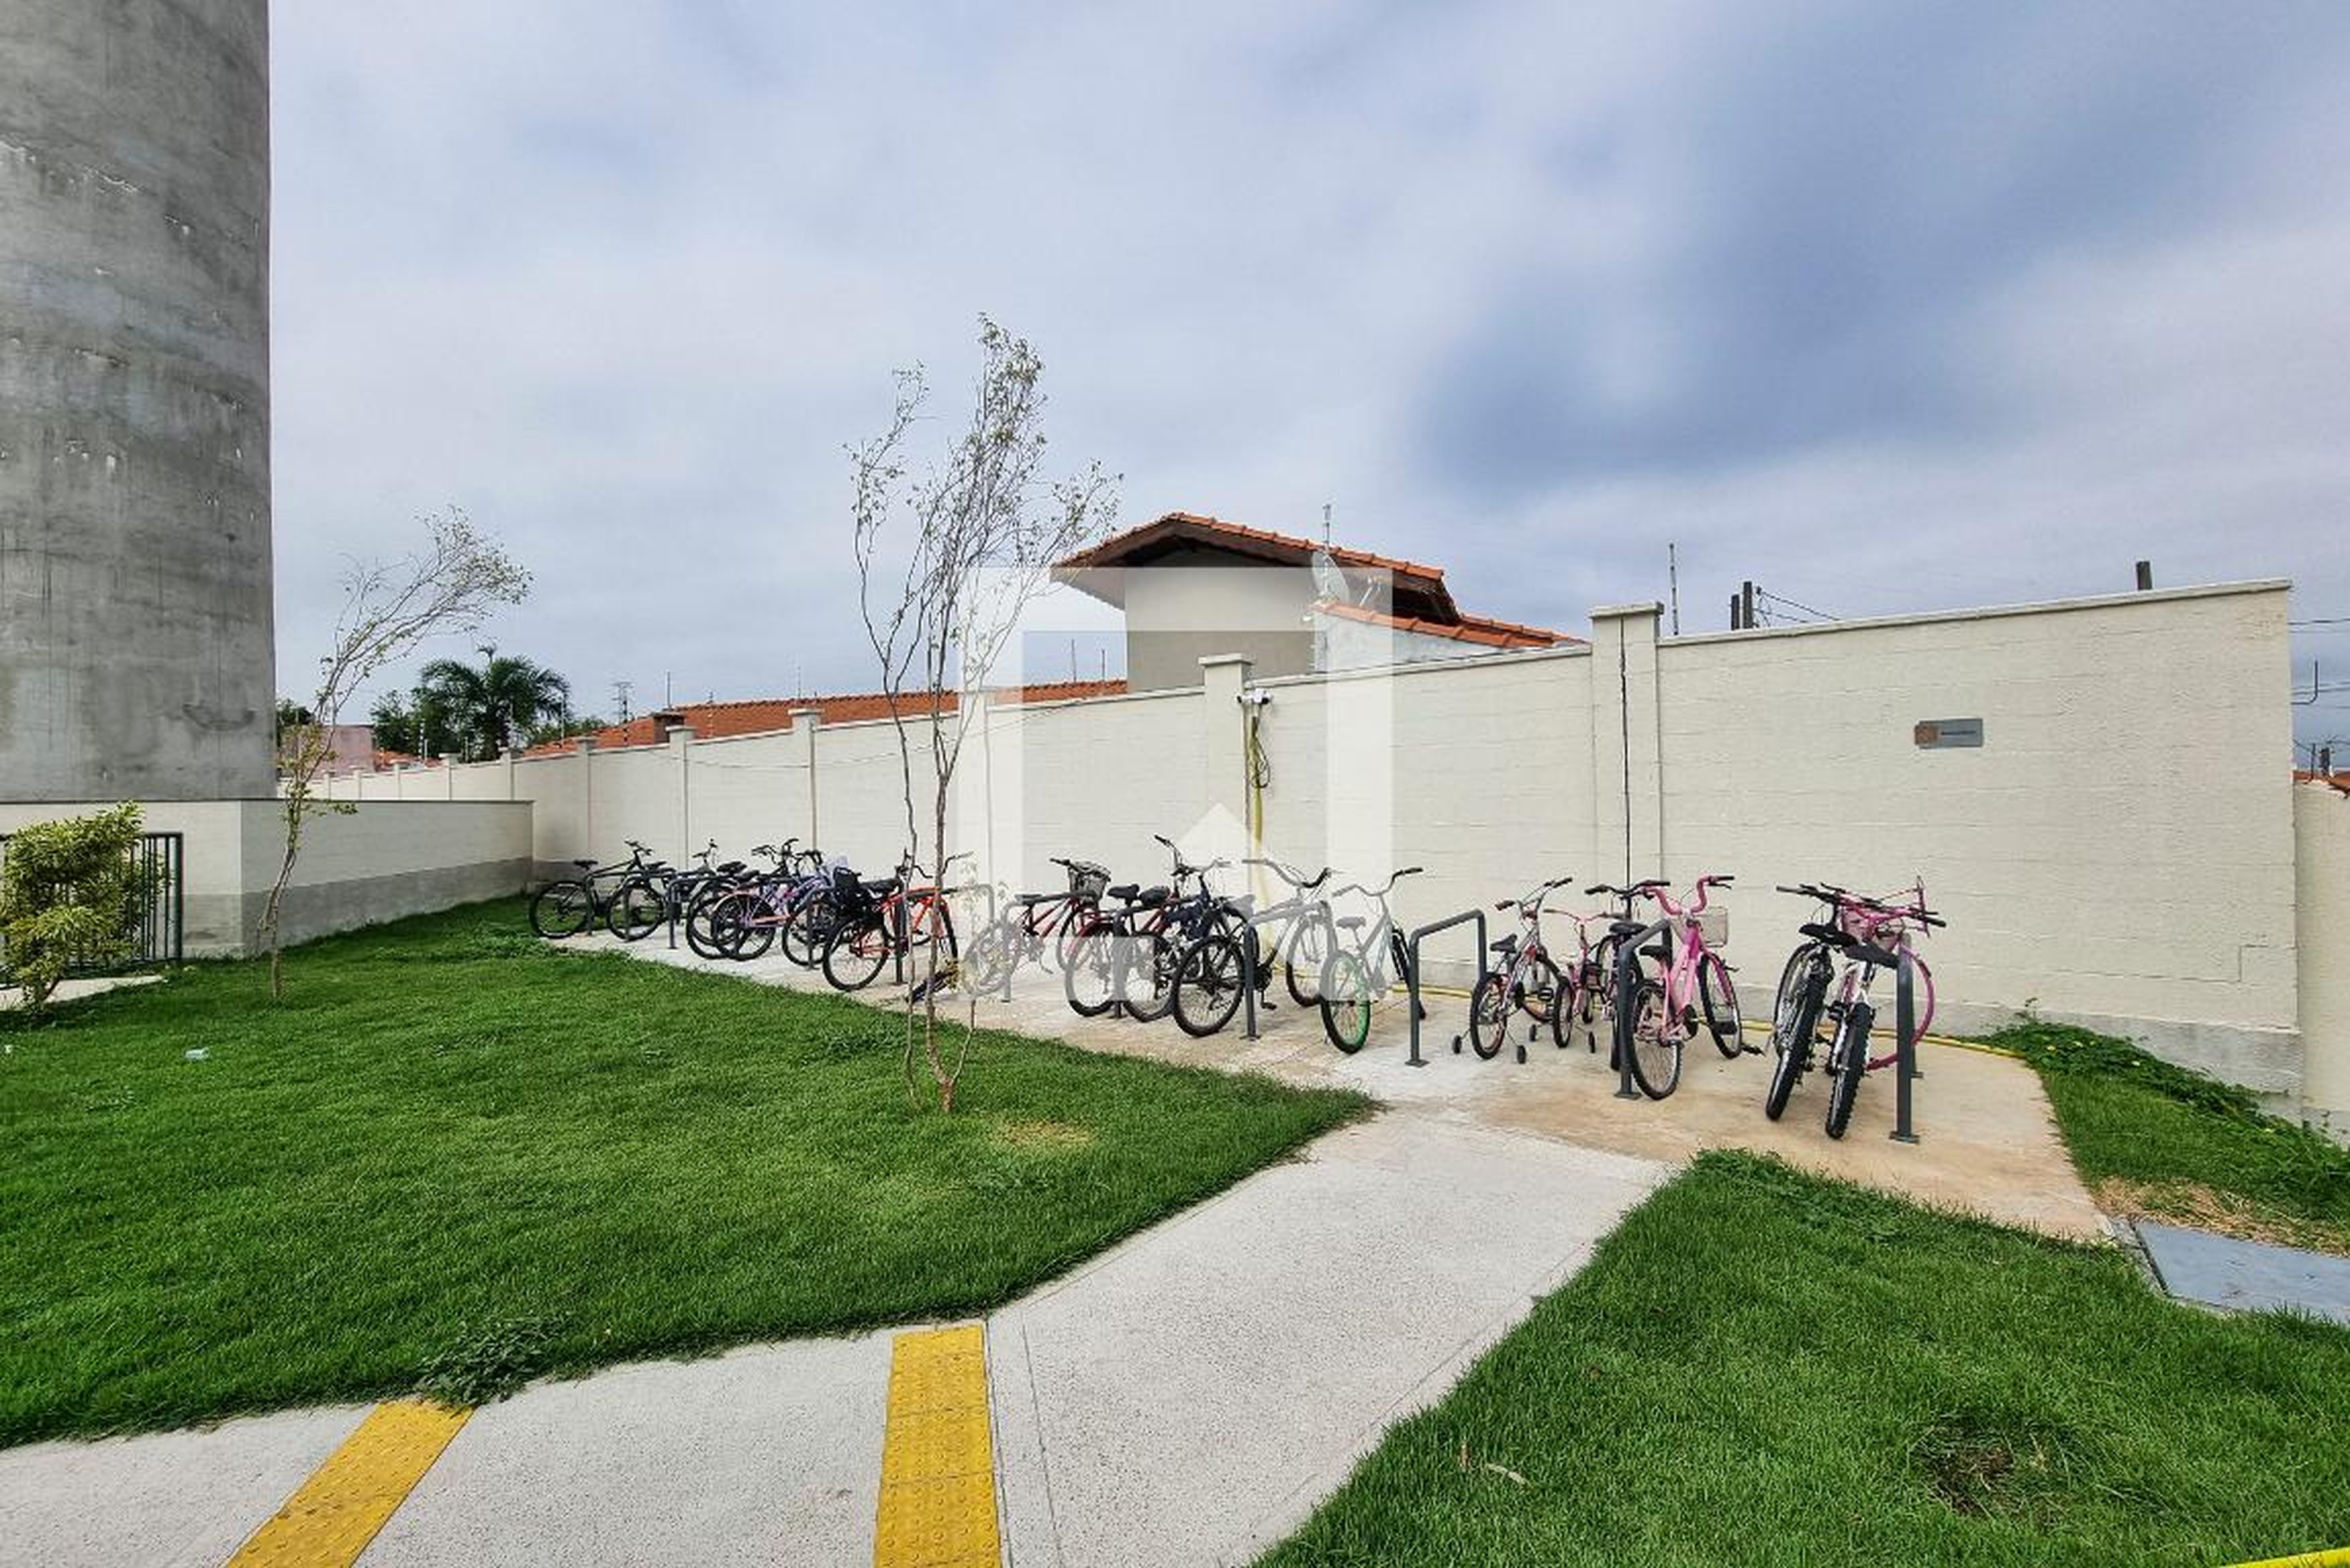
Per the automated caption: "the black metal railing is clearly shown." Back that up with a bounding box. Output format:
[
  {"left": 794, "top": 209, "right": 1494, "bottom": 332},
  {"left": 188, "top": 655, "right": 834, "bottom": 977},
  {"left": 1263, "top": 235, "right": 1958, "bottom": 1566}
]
[{"left": 0, "top": 831, "right": 184, "bottom": 979}]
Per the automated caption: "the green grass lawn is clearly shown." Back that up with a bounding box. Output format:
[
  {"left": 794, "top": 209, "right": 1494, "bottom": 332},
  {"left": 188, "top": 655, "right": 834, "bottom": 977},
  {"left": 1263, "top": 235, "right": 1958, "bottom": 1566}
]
[
  {"left": 0, "top": 901, "right": 1366, "bottom": 1445},
  {"left": 1986, "top": 1020, "right": 2350, "bottom": 1258},
  {"left": 1260, "top": 1153, "right": 2350, "bottom": 1568}
]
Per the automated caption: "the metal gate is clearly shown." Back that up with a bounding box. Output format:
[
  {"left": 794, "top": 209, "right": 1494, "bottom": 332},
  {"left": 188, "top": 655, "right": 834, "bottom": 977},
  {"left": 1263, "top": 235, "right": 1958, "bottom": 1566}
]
[{"left": 0, "top": 830, "right": 185, "bottom": 978}]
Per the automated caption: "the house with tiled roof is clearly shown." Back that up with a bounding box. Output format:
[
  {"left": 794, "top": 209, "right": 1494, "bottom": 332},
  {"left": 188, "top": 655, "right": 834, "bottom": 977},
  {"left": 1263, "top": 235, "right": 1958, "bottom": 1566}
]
[{"left": 1053, "top": 511, "right": 1575, "bottom": 690}]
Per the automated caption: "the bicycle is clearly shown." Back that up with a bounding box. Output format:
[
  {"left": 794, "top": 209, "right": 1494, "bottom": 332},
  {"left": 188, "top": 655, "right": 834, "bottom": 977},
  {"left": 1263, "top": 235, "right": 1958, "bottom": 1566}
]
[
  {"left": 1609, "top": 873, "right": 1744, "bottom": 1099},
  {"left": 1064, "top": 838, "right": 1222, "bottom": 1021},
  {"left": 1168, "top": 856, "right": 1336, "bottom": 1039},
  {"left": 957, "top": 856, "right": 1108, "bottom": 995},
  {"left": 608, "top": 840, "right": 736, "bottom": 942},
  {"left": 1548, "top": 881, "right": 1663, "bottom": 1055},
  {"left": 821, "top": 856, "right": 968, "bottom": 992},
  {"left": 528, "top": 840, "right": 661, "bottom": 939},
  {"left": 1468, "top": 876, "right": 1575, "bottom": 1060},
  {"left": 691, "top": 840, "right": 824, "bottom": 960},
  {"left": 1315, "top": 867, "right": 1426, "bottom": 1053},
  {"left": 1764, "top": 881, "right": 1942, "bottom": 1138}
]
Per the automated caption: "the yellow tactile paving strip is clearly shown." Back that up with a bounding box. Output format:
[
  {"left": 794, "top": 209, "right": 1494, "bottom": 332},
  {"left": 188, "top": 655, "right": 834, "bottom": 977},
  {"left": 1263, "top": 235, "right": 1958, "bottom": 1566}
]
[
  {"left": 875, "top": 1324, "right": 1000, "bottom": 1568},
  {"left": 223, "top": 1400, "right": 471, "bottom": 1567}
]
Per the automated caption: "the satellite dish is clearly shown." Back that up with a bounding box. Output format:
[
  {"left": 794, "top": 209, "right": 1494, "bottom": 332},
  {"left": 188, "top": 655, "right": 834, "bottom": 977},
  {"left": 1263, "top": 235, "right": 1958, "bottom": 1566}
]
[{"left": 1310, "top": 547, "right": 1354, "bottom": 606}]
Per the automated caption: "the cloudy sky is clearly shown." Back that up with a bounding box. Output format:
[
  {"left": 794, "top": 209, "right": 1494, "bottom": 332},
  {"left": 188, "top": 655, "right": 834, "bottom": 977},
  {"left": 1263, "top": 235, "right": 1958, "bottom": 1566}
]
[{"left": 269, "top": 1, "right": 2350, "bottom": 753}]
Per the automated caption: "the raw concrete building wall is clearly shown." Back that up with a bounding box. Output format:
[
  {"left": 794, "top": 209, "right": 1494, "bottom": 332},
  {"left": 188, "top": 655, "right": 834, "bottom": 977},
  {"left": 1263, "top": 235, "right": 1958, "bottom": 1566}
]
[
  {"left": 0, "top": 0, "right": 275, "bottom": 801},
  {"left": 326, "top": 580, "right": 2342, "bottom": 1129}
]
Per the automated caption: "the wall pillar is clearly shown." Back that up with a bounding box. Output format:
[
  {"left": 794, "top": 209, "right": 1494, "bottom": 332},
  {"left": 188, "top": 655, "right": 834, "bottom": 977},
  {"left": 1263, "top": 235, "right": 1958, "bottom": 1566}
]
[
  {"left": 1199, "top": 654, "right": 1253, "bottom": 863},
  {"left": 791, "top": 709, "right": 822, "bottom": 851},
  {"left": 575, "top": 739, "right": 597, "bottom": 853},
  {"left": 1589, "top": 603, "right": 1665, "bottom": 883},
  {"left": 439, "top": 754, "right": 460, "bottom": 800},
  {"left": 670, "top": 725, "right": 696, "bottom": 859},
  {"left": 500, "top": 748, "right": 518, "bottom": 802}
]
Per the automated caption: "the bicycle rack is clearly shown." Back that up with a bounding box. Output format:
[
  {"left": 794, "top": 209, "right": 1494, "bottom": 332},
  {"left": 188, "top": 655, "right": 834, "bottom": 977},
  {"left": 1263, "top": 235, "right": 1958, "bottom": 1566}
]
[
  {"left": 1401, "top": 908, "right": 1489, "bottom": 1067},
  {"left": 1609, "top": 918, "right": 1671, "bottom": 1100},
  {"left": 1237, "top": 903, "right": 1287, "bottom": 1041},
  {"left": 1892, "top": 949, "right": 1921, "bottom": 1144}
]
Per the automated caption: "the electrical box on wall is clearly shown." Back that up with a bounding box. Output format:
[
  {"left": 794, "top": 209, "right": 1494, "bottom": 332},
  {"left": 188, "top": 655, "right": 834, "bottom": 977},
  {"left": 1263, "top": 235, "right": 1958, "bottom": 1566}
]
[{"left": 1914, "top": 718, "right": 1985, "bottom": 749}]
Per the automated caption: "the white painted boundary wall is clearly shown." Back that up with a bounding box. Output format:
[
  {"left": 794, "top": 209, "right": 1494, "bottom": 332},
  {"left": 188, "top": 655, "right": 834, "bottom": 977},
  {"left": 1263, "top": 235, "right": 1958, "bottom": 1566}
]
[
  {"left": 0, "top": 799, "right": 532, "bottom": 957},
  {"left": 2296, "top": 783, "right": 2350, "bottom": 1137},
  {"left": 326, "top": 581, "right": 2342, "bottom": 1121}
]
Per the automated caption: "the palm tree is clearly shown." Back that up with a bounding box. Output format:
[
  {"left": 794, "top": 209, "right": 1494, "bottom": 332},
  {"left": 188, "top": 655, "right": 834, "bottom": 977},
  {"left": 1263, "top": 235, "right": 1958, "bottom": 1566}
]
[{"left": 414, "top": 646, "right": 572, "bottom": 761}]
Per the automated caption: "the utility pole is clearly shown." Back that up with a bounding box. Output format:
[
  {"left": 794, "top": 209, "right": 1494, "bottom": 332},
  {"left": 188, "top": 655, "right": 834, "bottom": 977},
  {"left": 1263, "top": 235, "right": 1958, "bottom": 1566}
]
[
  {"left": 613, "top": 680, "right": 633, "bottom": 725},
  {"left": 1667, "top": 542, "right": 1680, "bottom": 637},
  {"left": 1741, "top": 580, "right": 1756, "bottom": 631},
  {"left": 2135, "top": 560, "right": 2154, "bottom": 591}
]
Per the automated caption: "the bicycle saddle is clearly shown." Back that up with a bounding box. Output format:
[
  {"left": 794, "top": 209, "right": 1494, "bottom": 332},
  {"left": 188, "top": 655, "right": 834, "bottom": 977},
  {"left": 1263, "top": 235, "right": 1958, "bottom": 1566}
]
[
  {"left": 1490, "top": 933, "right": 1520, "bottom": 954},
  {"left": 1135, "top": 886, "right": 1171, "bottom": 907},
  {"left": 1798, "top": 922, "right": 1854, "bottom": 946},
  {"left": 572, "top": 857, "right": 597, "bottom": 870},
  {"left": 1336, "top": 916, "right": 1367, "bottom": 931},
  {"left": 1012, "top": 891, "right": 1052, "bottom": 906},
  {"left": 1608, "top": 920, "right": 1644, "bottom": 937},
  {"left": 717, "top": 861, "right": 745, "bottom": 875},
  {"left": 1107, "top": 883, "right": 1140, "bottom": 900}
]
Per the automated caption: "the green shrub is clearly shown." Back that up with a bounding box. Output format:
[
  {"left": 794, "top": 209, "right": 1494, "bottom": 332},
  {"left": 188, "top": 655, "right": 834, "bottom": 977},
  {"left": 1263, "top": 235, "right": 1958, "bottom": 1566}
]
[{"left": 0, "top": 804, "right": 149, "bottom": 1011}]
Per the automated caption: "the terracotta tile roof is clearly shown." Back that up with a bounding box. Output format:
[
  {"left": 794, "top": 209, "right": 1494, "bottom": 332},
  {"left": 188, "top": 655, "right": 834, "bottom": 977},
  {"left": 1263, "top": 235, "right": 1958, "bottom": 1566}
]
[
  {"left": 1058, "top": 510, "right": 1449, "bottom": 584},
  {"left": 1312, "top": 597, "right": 1578, "bottom": 649},
  {"left": 513, "top": 681, "right": 1129, "bottom": 756},
  {"left": 2294, "top": 769, "right": 2350, "bottom": 794}
]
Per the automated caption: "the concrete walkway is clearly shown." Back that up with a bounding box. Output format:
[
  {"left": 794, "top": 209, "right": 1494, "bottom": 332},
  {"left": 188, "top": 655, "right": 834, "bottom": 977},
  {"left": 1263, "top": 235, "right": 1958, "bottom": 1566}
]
[{"left": 0, "top": 1116, "right": 1660, "bottom": 1568}]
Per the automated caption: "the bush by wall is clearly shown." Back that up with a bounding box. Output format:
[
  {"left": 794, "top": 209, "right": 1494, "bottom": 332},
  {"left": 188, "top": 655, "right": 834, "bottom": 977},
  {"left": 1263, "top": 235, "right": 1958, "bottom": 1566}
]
[{"left": 0, "top": 804, "right": 148, "bottom": 1010}]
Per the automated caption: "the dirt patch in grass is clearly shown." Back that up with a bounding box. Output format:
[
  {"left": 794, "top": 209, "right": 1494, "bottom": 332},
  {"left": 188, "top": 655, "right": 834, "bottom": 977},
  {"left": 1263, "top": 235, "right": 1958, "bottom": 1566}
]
[
  {"left": 2095, "top": 1178, "right": 2350, "bottom": 1259},
  {"left": 996, "top": 1119, "right": 1097, "bottom": 1152},
  {"left": 1909, "top": 1407, "right": 2076, "bottom": 1522}
]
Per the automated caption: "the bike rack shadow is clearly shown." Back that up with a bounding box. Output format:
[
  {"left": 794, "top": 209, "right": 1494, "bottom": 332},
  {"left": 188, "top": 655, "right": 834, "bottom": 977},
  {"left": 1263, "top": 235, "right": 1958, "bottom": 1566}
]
[{"left": 1400, "top": 908, "right": 1488, "bottom": 1067}]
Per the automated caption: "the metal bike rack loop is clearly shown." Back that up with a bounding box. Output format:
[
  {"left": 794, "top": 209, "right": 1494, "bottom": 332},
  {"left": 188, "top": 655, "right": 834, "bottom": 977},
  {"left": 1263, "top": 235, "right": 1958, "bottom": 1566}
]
[
  {"left": 1609, "top": 917, "right": 1671, "bottom": 1100},
  {"left": 1892, "top": 949, "right": 1921, "bottom": 1144},
  {"left": 1401, "top": 908, "right": 1489, "bottom": 1067}
]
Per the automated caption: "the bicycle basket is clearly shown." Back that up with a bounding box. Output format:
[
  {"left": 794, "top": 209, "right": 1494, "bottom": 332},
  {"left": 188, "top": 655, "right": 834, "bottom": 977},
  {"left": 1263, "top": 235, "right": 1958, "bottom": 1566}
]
[{"left": 1066, "top": 860, "right": 1110, "bottom": 902}]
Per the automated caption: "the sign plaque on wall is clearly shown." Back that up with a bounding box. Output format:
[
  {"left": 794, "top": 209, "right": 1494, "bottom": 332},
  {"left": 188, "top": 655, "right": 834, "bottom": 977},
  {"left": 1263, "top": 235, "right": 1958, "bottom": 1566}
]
[{"left": 1914, "top": 718, "right": 1985, "bottom": 749}]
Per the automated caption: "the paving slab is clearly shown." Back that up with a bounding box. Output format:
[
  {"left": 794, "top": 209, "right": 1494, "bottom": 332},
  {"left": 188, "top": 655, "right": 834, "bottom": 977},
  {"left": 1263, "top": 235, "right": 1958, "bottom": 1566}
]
[
  {"left": 2138, "top": 1222, "right": 2350, "bottom": 1325},
  {"left": 359, "top": 1332, "right": 895, "bottom": 1567},
  {"left": 0, "top": 1403, "right": 367, "bottom": 1568},
  {"left": 985, "top": 1113, "right": 1669, "bottom": 1568}
]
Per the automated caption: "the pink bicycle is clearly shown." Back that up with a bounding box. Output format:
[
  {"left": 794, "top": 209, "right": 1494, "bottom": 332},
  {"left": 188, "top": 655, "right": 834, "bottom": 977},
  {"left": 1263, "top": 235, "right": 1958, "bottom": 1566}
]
[
  {"left": 1764, "top": 881, "right": 1942, "bottom": 1138},
  {"left": 1610, "top": 874, "right": 1744, "bottom": 1099}
]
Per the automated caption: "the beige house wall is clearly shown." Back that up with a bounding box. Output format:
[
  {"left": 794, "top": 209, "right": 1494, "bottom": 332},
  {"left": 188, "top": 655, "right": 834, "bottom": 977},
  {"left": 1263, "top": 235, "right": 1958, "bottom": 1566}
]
[{"left": 1122, "top": 554, "right": 1317, "bottom": 690}]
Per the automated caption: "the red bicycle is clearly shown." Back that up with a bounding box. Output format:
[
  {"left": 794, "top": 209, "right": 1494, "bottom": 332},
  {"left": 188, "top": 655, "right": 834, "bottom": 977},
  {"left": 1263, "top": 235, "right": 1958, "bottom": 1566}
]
[{"left": 820, "top": 856, "right": 968, "bottom": 992}]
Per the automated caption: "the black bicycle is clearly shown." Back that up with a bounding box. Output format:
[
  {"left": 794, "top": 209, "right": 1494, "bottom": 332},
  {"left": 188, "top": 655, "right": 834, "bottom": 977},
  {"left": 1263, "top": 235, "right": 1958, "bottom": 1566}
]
[
  {"left": 1168, "top": 856, "right": 1334, "bottom": 1038},
  {"left": 529, "top": 840, "right": 660, "bottom": 939}
]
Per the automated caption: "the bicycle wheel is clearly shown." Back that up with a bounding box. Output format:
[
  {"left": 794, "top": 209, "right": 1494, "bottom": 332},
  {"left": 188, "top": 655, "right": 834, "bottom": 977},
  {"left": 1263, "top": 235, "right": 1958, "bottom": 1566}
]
[
  {"left": 780, "top": 892, "right": 837, "bottom": 968},
  {"left": 1319, "top": 949, "right": 1374, "bottom": 1054},
  {"left": 1698, "top": 952, "right": 1745, "bottom": 1058},
  {"left": 607, "top": 876, "right": 668, "bottom": 942},
  {"left": 1824, "top": 1005, "right": 1871, "bottom": 1140},
  {"left": 822, "top": 920, "right": 890, "bottom": 991},
  {"left": 1616, "top": 954, "right": 1682, "bottom": 1099},
  {"left": 529, "top": 881, "right": 595, "bottom": 939},
  {"left": 684, "top": 890, "right": 729, "bottom": 959},
  {"left": 1764, "top": 957, "right": 1828, "bottom": 1121},
  {"left": 1468, "top": 970, "right": 1512, "bottom": 1060},
  {"left": 1173, "top": 934, "right": 1247, "bottom": 1038},
  {"left": 1283, "top": 914, "right": 1332, "bottom": 1007},
  {"left": 729, "top": 894, "right": 781, "bottom": 960},
  {"left": 1119, "top": 931, "right": 1179, "bottom": 1022},
  {"left": 1064, "top": 928, "right": 1119, "bottom": 1017}
]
